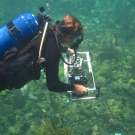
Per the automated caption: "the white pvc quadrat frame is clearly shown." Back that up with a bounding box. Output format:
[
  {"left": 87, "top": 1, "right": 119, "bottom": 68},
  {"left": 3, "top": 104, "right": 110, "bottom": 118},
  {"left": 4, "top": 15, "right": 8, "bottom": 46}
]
[{"left": 64, "top": 51, "right": 99, "bottom": 101}]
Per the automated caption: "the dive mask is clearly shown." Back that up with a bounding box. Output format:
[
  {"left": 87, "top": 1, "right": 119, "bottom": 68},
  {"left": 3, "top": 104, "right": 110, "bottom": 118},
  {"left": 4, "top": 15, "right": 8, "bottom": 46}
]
[{"left": 57, "top": 20, "right": 83, "bottom": 49}]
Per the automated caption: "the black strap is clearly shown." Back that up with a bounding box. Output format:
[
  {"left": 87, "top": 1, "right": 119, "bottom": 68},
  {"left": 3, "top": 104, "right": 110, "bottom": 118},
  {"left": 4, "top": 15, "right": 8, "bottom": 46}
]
[
  {"left": 6, "top": 20, "right": 27, "bottom": 48},
  {"left": 6, "top": 20, "right": 20, "bottom": 36}
]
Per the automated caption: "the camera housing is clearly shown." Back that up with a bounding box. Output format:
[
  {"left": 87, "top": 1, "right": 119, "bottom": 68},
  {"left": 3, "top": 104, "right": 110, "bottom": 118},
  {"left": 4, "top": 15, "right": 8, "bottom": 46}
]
[
  {"left": 68, "top": 56, "right": 88, "bottom": 86},
  {"left": 64, "top": 52, "right": 100, "bottom": 101}
]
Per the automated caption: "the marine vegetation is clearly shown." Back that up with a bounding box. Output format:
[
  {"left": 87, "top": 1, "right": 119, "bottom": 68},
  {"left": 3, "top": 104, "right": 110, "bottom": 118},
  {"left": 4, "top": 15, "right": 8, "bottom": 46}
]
[
  {"left": 0, "top": 0, "right": 135, "bottom": 135},
  {"left": 32, "top": 118, "right": 74, "bottom": 135}
]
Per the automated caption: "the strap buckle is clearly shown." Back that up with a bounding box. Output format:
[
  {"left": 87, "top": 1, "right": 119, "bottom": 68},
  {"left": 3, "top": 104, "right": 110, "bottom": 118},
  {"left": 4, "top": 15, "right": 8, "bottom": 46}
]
[{"left": 6, "top": 20, "right": 23, "bottom": 40}]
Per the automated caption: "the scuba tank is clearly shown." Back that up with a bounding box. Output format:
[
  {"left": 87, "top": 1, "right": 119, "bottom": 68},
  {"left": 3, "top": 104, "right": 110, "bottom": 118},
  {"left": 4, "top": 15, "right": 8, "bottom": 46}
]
[{"left": 0, "top": 13, "right": 39, "bottom": 55}]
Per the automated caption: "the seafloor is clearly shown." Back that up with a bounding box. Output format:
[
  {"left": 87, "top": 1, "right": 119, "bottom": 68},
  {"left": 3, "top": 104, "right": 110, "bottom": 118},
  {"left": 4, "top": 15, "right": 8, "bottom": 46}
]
[{"left": 0, "top": 0, "right": 135, "bottom": 135}]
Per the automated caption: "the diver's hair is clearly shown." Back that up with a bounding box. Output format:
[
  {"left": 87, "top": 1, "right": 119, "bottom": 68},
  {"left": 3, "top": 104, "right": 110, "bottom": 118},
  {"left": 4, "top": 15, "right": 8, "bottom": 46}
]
[{"left": 63, "top": 15, "right": 83, "bottom": 36}]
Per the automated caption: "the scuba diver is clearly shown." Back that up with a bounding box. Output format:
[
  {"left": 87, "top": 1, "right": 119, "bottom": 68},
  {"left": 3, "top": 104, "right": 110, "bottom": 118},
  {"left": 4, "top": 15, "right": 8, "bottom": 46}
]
[{"left": 0, "top": 7, "right": 88, "bottom": 96}]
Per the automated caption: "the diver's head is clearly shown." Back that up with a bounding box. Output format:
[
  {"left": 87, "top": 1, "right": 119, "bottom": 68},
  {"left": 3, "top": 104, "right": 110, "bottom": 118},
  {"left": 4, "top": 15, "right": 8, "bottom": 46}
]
[{"left": 55, "top": 15, "right": 83, "bottom": 49}]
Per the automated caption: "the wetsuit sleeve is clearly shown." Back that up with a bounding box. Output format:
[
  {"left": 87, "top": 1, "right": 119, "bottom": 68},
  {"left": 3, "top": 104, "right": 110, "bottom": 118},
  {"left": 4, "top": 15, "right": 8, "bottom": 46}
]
[{"left": 42, "top": 36, "right": 74, "bottom": 92}]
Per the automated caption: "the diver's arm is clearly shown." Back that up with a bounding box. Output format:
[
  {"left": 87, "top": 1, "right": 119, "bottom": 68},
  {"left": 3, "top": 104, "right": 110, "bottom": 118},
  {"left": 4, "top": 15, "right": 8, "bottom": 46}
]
[
  {"left": 43, "top": 37, "right": 74, "bottom": 92},
  {"left": 61, "top": 46, "right": 80, "bottom": 55},
  {"left": 43, "top": 37, "right": 87, "bottom": 94},
  {"left": 60, "top": 46, "right": 75, "bottom": 55}
]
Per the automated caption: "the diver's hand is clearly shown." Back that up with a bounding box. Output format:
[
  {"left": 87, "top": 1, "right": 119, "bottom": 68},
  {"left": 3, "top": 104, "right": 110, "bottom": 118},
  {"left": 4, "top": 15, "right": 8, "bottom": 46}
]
[
  {"left": 73, "top": 84, "right": 88, "bottom": 95},
  {"left": 67, "top": 48, "right": 80, "bottom": 55}
]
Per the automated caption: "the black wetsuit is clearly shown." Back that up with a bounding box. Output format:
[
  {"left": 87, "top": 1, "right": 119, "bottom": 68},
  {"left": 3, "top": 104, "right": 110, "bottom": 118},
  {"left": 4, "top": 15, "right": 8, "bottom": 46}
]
[
  {"left": 0, "top": 26, "right": 74, "bottom": 92},
  {"left": 41, "top": 36, "right": 74, "bottom": 92}
]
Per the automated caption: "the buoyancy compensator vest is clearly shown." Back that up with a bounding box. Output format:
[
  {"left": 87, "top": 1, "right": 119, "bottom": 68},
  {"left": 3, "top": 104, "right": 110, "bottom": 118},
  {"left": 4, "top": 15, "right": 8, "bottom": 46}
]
[
  {"left": 0, "top": 13, "right": 39, "bottom": 56},
  {"left": 0, "top": 47, "right": 41, "bottom": 90}
]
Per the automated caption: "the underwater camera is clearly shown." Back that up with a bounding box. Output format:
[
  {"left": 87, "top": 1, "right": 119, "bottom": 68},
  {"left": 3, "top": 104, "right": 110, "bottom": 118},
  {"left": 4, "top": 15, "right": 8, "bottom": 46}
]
[
  {"left": 64, "top": 52, "right": 100, "bottom": 101},
  {"left": 68, "top": 56, "right": 88, "bottom": 86}
]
